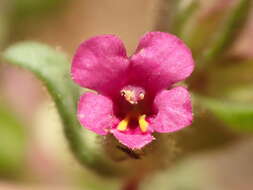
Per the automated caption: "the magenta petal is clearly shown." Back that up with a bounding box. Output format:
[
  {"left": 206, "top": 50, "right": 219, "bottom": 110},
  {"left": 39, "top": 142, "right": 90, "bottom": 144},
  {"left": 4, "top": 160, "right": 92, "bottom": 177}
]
[
  {"left": 78, "top": 92, "right": 119, "bottom": 135},
  {"left": 111, "top": 130, "right": 154, "bottom": 150},
  {"left": 130, "top": 32, "right": 194, "bottom": 93},
  {"left": 71, "top": 35, "right": 129, "bottom": 95},
  {"left": 150, "top": 86, "right": 193, "bottom": 133}
]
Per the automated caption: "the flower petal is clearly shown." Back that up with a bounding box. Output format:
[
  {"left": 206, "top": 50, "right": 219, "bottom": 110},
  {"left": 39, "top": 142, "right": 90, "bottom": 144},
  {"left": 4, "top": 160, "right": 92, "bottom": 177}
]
[
  {"left": 71, "top": 35, "right": 129, "bottom": 95},
  {"left": 78, "top": 92, "right": 119, "bottom": 135},
  {"left": 130, "top": 32, "right": 194, "bottom": 93},
  {"left": 111, "top": 129, "right": 154, "bottom": 150},
  {"left": 150, "top": 86, "right": 193, "bottom": 133}
]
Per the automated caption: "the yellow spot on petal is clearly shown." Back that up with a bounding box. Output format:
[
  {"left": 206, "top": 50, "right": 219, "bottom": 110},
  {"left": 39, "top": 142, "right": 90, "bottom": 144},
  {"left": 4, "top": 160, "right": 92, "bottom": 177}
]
[
  {"left": 138, "top": 114, "right": 148, "bottom": 132},
  {"left": 117, "top": 117, "right": 129, "bottom": 131}
]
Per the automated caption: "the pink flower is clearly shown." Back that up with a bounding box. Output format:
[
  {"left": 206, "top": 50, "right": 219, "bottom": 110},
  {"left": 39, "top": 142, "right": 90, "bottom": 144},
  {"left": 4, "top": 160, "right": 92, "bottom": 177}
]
[{"left": 71, "top": 32, "right": 194, "bottom": 149}]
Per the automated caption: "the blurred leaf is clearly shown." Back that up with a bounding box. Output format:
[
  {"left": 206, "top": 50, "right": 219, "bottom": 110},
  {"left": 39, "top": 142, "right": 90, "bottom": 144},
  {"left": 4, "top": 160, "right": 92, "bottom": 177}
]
[
  {"left": 226, "top": 85, "right": 253, "bottom": 103},
  {"left": 154, "top": 0, "right": 179, "bottom": 32},
  {"left": 0, "top": 104, "right": 26, "bottom": 176},
  {"left": 0, "top": 14, "right": 8, "bottom": 49},
  {"left": 0, "top": 0, "right": 11, "bottom": 49},
  {"left": 139, "top": 158, "right": 213, "bottom": 190},
  {"left": 180, "top": 0, "right": 251, "bottom": 63},
  {"left": 201, "top": 0, "right": 252, "bottom": 63},
  {"left": 2, "top": 42, "right": 122, "bottom": 176},
  {"left": 140, "top": 140, "right": 253, "bottom": 190},
  {"left": 181, "top": 0, "right": 231, "bottom": 55},
  {"left": 172, "top": 0, "right": 199, "bottom": 36},
  {"left": 200, "top": 59, "right": 253, "bottom": 97},
  {"left": 197, "top": 95, "right": 253, "bottom": 132},
  {"left": 12, "top": 0, "right": 66, "bottom": 20}
]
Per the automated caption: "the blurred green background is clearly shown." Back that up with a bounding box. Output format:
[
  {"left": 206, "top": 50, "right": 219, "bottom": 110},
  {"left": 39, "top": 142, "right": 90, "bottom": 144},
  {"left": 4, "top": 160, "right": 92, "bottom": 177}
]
[{"left": 0, "top": 0, "right": 253, "bottom": 189}]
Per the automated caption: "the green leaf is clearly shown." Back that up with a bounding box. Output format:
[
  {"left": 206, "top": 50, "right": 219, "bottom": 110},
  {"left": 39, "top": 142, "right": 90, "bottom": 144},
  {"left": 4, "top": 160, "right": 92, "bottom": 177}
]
[
  {"left": 197, "top": 95, "right": 253, "bottom": 132},
  {"left": 1, "top": 42, "right": 122, "bottom": 176},
  {"left": 0, "top": 104, "right": 26, "bottom": 177}
]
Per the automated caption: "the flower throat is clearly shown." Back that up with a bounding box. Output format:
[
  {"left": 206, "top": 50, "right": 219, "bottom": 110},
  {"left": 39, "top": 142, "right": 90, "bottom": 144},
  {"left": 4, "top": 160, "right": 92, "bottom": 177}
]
[{"left": 117, "top": 85, "right": 149, "bottom": 133}]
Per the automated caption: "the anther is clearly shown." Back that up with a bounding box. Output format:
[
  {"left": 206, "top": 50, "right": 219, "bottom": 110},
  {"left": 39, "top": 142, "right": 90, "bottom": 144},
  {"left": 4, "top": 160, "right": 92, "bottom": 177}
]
[
  {"left": 138, "top": 114, "right": 148, "bottom": 132},
  {"left": 120, "top": 85, "right": 145, "bottom": 104},
  {"left": 117, "top": 117, "right": 129, "bottom": 131}
]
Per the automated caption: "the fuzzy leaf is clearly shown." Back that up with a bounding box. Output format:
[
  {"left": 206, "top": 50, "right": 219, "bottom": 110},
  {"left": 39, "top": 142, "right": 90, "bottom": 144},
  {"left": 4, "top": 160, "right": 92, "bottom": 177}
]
[{"left": 2, "top": 42, "right": 122, "bottom": 176}]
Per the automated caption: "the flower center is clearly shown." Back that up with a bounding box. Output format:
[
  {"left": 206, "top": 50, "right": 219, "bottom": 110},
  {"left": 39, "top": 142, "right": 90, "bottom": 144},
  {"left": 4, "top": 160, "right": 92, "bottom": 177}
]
[{"left": 117, "top": 85, "right": 149, "bottom": 133}]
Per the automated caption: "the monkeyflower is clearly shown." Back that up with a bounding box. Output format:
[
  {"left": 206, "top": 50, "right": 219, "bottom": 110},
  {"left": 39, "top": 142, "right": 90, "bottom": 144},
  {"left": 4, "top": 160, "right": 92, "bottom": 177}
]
[{"left": 71, "top": 32, "right": 194, "bottom": 149}]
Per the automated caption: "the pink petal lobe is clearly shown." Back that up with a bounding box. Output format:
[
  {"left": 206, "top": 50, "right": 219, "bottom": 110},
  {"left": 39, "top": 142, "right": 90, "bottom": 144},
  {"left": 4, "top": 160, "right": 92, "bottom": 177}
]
[
  {"left": 130, "top": 32, "right": 194, "bottom": 93},
  {"left": 150, "top": 86, "right": 193, "bottom": 133},
  {"left": 71, "top": 35, "right": 129, "bottom": 96},
  {"left": 111, "top": 129, "right": 154, "bottom": 150},
  {"left": 78, "top": 92, "right": 119, "bottom": 135}
]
